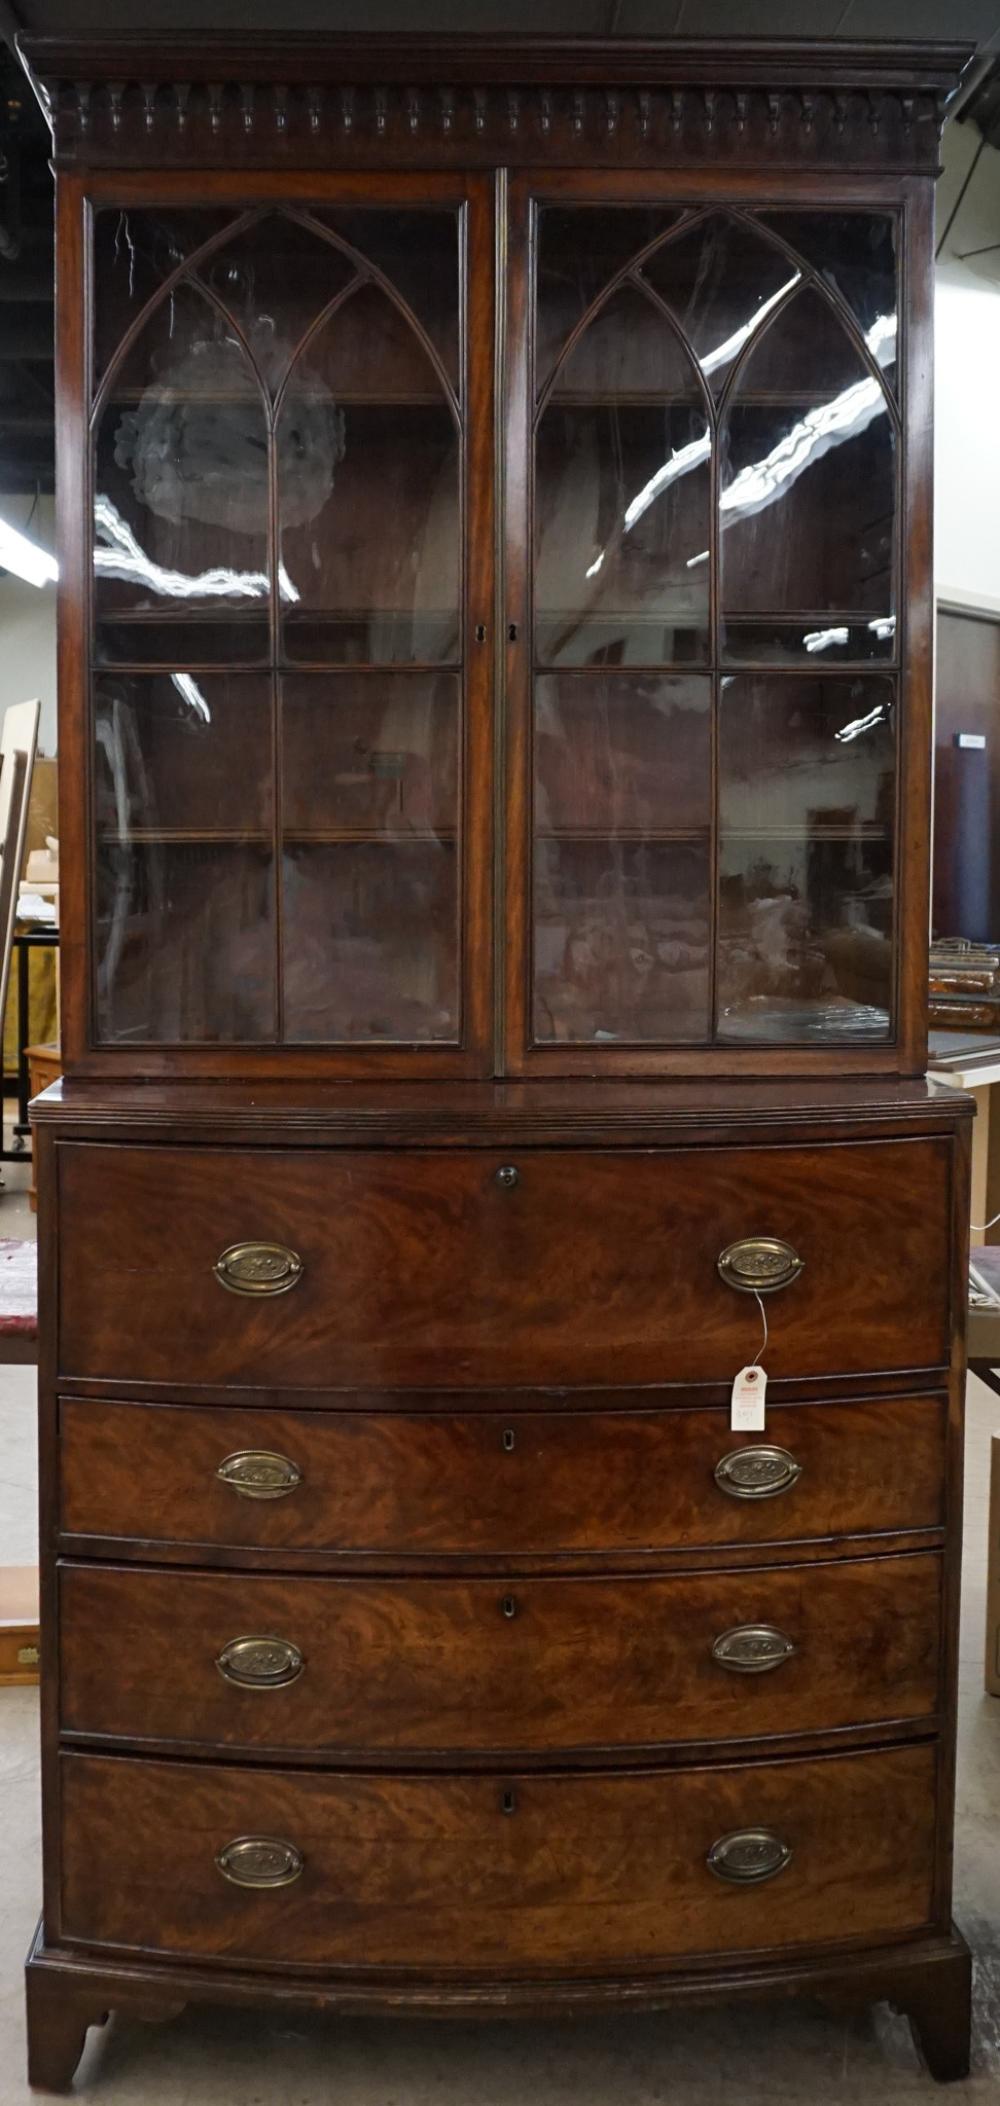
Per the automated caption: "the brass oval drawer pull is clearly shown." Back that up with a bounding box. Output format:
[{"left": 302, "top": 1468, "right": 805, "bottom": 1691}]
[
  {"left": 216, "top": 1450, "right": 303, "bottom": 1501},
  {"left": 711, "top": 1624, "right": 796, "bottom": 1674},
  {"left": 707, "top": 1828, "right": 792, "bottom": 1885},
  {"left": 216, "top": 1836, "right": 304, "bottom": 1889},
  {"left": 216, "top": 1635, "right": 304, "bottom": 1689},
  {"left": 714, "top": 1444, "right": 802, "bottom": 1501},
  {"left": 717, "top": 1237, "right": 803, "bottom": 1294},
  {"left": 214, "top": 1241, "right": 303, "bottom": 1297}
]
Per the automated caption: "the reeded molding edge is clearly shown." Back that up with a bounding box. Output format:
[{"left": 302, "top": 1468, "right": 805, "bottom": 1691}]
[{"left": 29, "top": 1081, "right": 974, "bottom": 1142}]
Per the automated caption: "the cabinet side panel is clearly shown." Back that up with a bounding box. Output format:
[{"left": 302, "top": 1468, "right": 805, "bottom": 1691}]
[{"left": 54, "top": 175, "right": 90, "bottom": 1072}]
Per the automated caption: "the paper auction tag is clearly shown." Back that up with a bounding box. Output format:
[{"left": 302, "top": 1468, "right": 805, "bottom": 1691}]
[{"left": 731, "top": 1364, "right": 767, "bottom": 1431}]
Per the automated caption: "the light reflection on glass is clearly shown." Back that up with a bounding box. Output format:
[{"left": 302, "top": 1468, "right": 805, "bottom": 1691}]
[
  {"left": 804, "top": 627, "right": 850, "bottom": 654},
  {"left": 581, "top": 310, "right": 896, "bottom": 587},
  {"left": 170, "top": 673, "right": 211, "bottom": 724},
  {"left": 698, "top": 274, "right": 800, "bottom": 378},
  {"left": 93, "top": 495, "right": 300, "bottom": 604}
]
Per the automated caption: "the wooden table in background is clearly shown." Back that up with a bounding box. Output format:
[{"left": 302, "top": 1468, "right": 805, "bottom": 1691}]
[
  {"left": 929, "top": 1031, "right": 1000, "bottom": 1243},
  {"left": 25, "top": 1042, "right": 60, "bottom": 1211}
]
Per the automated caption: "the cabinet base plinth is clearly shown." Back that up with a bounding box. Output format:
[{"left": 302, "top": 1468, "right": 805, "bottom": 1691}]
[{"left": 24, "top": 1922, "right": 972, "bottom": 2089}]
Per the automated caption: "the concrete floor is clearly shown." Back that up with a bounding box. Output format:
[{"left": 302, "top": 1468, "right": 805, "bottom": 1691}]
[{"left": 1, "top": 1253, "right": 999, "bottom": 2098}]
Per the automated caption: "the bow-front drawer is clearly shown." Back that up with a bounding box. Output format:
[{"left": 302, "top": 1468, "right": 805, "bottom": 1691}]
[
  {"left": 55, "top": 1139, "right": 951, "bottom": 1388},
  {"left": 57, "top": 1392, "right": 948, "bottom": 1561},
  {"left": 58, "top": 1552, "right": 941, "bottom": 1757},
  {"left": 58, "top": 1742, "right": 936, "bottom": 1969}
]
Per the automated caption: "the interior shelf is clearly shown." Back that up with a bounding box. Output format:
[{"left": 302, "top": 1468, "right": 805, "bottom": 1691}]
[
  {"left": 721, "top": 826, "right": 891, "bottom": 843},
  {"left": 545, "top": 389, "right": 858, "bottom": 409},
  {"left": 97, "top": 827, "right": 457, "bottom": 847},
  {"left": 536, "top": 827, "right": 709, "bottom": 844},
  {"left": 100, "top": 390, "right": 447, "bottom": 408}
]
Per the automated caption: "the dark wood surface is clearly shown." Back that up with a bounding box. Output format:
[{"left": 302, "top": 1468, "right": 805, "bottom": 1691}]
[
  {"left": 27, "top": 27, "right": 974, "bottom": 2095},
  {"left": 57, "top": 1552, "right": 942, "bottom": 1760},
  {"left": 31, "top": 1070, "right": 976, "bottom": 1139},
  {"left": 57, "top": 1742, "right": 938, "bottom": 1970},
  {"left": 56, "top": 1391, "right": 949, "bottom": 1564},
  {"left": 22, "top": 38, "right": 970, "bottom": 177},
  {"left": 55, "top": 1138, "right": 953, "bottom": 1389}
]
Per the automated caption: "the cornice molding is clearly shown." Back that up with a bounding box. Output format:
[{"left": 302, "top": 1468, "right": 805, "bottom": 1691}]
[{"left": 19, "top": 35, "right": 973, "bottom": 173}]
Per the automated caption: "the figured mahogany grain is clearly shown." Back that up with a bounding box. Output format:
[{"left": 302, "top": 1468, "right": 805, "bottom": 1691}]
[
  {"left": 58, "top": 1743, "right": 937, "bottom": 1970},
  {"left": 58, "top": 1552, "right": 942, "bottom": 1757},
  {"left": 56, "top": 1139, "right": 951, "bottom": 1388},
  {"left": 57, "top": 1392, "right": 948, "bottom": 1559}
]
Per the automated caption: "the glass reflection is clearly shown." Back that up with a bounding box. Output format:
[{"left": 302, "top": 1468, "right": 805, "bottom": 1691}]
[
  {"left": 536, "top": 206, "right": 682, "bottom": 394},
  {"left": 534, "top": 839, "right": 710, "bottom": 1044},
  {"left": 94, "top": 283, "right": 271, "bottom": 622},
  {"left": 93, "top": 669, "right": 276, "bottom": 1044},
  {"left": 283, "top": 842, "right": 458, "bottom": 1043},
  {"left": 757, "top": 211, "right": 897, "bottom": 389},
  {"left": 535, "top": 407, "right": 711, "bottom": 665},
  {"left": 717, "top": 675, "right": 894, "bottom": 1041},
  {"left": 640, "top": 216, "right": 800, "bottom": 395},
  {"left": 720, "top": 288, "right": 895, "bottom": 657}
]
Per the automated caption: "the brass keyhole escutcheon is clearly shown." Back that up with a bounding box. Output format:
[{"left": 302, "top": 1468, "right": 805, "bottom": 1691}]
[
  {"left": 495, "top": 1164, "right": 519, "bottom": 1190},
  {"left": 502, "top": 1427, "right": 516, "bottom": 1453},
  {"left": 500, "top": 1594, "right": 518, "bottom": 1620}
]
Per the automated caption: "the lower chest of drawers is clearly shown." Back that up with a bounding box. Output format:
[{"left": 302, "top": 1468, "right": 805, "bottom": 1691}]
[{"left": 40, "top": 1113, "right": 963, "bottom": 1984}]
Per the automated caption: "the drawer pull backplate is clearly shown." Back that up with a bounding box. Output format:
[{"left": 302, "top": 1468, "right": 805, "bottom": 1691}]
[
  {"left": 216, "top": 1635, "right": 304, "bottom": 1689},
  {"left": 214, "top": 1242, "right": 303, "bottom": 1297},
  {"left": 714, "top": 1445, "right": 802, "bottom": 1501},
  {"left": 711, "top": 1623, "right": 796, "bottom": 1674},
  {"left": 707, "top": 1828, "right": 792, "bottom": 1884},
  {"left": 717, "top": 1237, "right": 803, "bottom": 1294},
  {"left": 216, "top": 1450, "right": 303, "bottom": 1501},
  {"left": 216, "top": 1836, "right": 304, "bottom": 1889}
]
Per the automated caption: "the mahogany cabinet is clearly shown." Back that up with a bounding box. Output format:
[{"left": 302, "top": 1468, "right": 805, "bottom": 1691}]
[{"left": 24, "top": 32, "right": 975, "bottom": 2093}]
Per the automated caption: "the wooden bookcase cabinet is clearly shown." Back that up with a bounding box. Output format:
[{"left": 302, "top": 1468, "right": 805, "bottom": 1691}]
[{"left": 24, "top": 34, "right": 975, "bottom": 2094}]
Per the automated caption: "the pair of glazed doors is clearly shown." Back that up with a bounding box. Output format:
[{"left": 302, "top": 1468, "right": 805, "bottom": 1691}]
[{"left": 71, "top": 165, "right": 921, "bottom": 1077}]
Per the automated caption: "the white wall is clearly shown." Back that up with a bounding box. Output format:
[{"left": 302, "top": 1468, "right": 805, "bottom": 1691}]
[
  {"left": 0, "top": 497, "right": 57, "bottom": 756},
  {"left": 935, "top": 120, "right": 1000, "bottom": 612}
]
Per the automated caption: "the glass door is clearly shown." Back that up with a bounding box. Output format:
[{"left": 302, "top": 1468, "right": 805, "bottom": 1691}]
[
  {"left": 510, "top": 184, "right": 900, "bottom": 1070},
  {"left": 87, "top": 177, "right": 492, "bottom": 1069}
]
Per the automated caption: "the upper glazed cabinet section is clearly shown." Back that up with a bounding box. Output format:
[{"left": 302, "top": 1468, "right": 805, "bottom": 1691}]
[
  {"left": 528, "top": 202, "right": 899, "bottom": 1057},
  {"left": 87, "top": 190, "right": 489, "bottom": 1064},
  {"left": 43, "top": 37, "right": 965, "bottom": 1078}
]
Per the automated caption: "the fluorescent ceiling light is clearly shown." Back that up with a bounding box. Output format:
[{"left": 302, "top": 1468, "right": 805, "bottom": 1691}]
[{"left": 0, "top": 516, "right": 58, "bottom": 590}]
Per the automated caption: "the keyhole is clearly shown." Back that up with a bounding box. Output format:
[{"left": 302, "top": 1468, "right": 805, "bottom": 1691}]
[
  {"left": 474, "top": 622, "right": 487, "bottom": 643},
  {"left": 502, "top": 1427, "right": 516, "bottom": 1454},
  {"left": 501, "top": 1787, "right": 517, "bottom": 1816},
  {"left": 508, "top": 622, "right": 519, "bottom": 642},
  {"left": 501, "top": 1594, "right": 518, "bottom": 1620}
]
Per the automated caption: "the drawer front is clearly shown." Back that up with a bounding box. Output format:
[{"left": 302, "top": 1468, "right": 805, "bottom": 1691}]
[
  {"left": 59, "top": 1554, "right": 941, "bottom": 1755},
  {"left": 59, "top": 1743, "right": 937, "bottom": 1968},
  {"left": 56, "top": 1140, "right": 952, "bottom": 1388},
  {"left": 59, "top": 1394, "right": 948, "bottom": 1559}
]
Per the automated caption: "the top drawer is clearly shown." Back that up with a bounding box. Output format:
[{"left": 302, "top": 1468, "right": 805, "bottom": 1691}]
[{"left": 56, "top": 1139, "right": 952, "bottom": 1390}]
